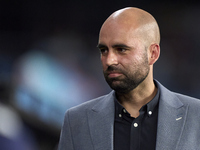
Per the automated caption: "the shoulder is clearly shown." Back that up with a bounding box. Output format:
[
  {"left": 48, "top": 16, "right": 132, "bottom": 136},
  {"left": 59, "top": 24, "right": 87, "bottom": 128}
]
[
  {"left": 69, "top": 95, "right": 106, "bottom": 112},
  {"left": 65, "top": 91, "right": 114, "bottom": 116},
  {"left": 174, "top": 92, "right": 200, "bottom": 106},
  {"left": 61, "top": 91, "right": 115, "bottom": 126},
  {"left": 155, "top": 79, "right": 200, "bottom": 107}
]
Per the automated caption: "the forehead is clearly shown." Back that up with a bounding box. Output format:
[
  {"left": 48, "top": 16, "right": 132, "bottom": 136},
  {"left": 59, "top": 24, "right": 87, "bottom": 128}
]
[{"left": 99, "top": 21, "right": 142, "bottom": 46}]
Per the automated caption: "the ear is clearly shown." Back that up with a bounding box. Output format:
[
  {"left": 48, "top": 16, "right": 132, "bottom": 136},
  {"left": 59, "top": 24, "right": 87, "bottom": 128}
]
[{"left": 148, "top": 43, "right": 160, "bottom": 65}]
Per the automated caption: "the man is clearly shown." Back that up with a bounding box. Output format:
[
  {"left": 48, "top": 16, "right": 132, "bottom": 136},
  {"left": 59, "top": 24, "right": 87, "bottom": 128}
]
[{"left": 58, "top": 7, "right": 200, "bottom": 150}]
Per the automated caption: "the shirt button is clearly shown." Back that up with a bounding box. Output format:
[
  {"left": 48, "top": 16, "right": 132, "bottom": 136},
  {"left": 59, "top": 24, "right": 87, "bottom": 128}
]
[
  {"left": 133, "top": 123, "right": 138, "bottom": 127},
  {"left": 123, "top": 109, "right": 126, "bottom": 113},
  {"left": 148, "top": 111, "right": 152, "bottom": 115},
  {"left": 119, "top": 114, "right": 122, "bottom": 117}
]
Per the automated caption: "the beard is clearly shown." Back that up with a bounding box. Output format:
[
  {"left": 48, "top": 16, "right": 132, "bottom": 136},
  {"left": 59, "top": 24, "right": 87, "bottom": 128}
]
[{"left": 103, "top": 55, "right": 149, "bottom": 94}]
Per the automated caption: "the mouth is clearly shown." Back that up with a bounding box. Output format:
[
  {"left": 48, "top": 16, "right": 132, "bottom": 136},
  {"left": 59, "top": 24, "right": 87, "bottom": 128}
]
[{"left": 106, "top": 72, "right": 123, "bottom": 78}]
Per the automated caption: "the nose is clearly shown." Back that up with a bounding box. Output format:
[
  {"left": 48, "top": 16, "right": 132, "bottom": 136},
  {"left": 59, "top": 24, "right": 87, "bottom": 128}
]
[{"left": 104, "top": 51, "right": 118, "bottom": 66}]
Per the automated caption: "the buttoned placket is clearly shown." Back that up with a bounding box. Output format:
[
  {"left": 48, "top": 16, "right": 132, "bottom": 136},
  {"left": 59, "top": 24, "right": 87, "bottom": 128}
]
[{"left": 130, "top": 107, "right": 148, "bottom": 150}]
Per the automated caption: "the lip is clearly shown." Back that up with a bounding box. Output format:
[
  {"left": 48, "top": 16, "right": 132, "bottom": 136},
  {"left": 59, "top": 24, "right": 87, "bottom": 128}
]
[{"left": 107, "top": 72, "right": 122, "bottom": 78}]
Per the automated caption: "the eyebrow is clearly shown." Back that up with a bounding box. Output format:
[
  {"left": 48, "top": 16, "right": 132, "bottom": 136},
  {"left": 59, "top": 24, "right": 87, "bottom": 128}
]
[
  {"left": 112, "top": 44, "right": 131, "bottom": 49},
  {"left": 97, "top": 43, "right": 131, "bottom": 49},
  {"left": 97, "top": 44, "right": 107, "bottom": 49}
]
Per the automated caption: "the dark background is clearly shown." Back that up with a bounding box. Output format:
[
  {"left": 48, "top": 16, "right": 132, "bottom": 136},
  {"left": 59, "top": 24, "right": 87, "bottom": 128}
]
[{"left": 0, "top": 1, "right": 200, "bottom": 150}]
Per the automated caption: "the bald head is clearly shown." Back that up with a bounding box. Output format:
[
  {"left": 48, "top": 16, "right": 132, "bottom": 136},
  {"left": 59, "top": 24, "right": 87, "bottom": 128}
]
[
  {"left": 98, "top": 7, "right": 160, "bottom": 94},
  {"left": 100, "top": 7, "right": 160, "bottom": 46}
]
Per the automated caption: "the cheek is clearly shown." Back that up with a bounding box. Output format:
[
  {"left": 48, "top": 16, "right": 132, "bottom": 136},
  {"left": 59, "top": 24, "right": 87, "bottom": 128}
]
[
  {"left": 133, "top": 50, "right": 148, "bottom": 64},
  {"left": 100, "top": 57, "right": 107, "bottom": 70},
  {"left": 121, "top": 55, "right": 138, "bottom": 66},
  {"left": 121, "top": 55, "right": 145, "bottom": 71}
]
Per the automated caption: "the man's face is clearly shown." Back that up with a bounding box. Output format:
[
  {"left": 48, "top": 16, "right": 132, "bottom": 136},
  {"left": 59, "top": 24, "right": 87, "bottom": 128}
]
[{"left": 98, "top": 21, "right": 150, "bottom": 93}]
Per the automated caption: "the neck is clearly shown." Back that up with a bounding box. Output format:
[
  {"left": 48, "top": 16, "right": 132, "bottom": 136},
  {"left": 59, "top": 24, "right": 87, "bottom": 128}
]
[{"left": 116, "top": 79, "right": 157, "bottom": 118}]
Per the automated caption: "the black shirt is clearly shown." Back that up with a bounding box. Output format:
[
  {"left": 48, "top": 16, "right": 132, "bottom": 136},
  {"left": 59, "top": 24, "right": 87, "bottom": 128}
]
[{"left": 114, "top": 87, "right": 160, "bottom": 150}]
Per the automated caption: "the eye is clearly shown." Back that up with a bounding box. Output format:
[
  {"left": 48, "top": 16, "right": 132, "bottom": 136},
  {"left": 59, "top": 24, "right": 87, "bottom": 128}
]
[
  {"left": 99, "top": 48, "right": 108, "bottom": 55},
  {"left": 117, "top": 47, "right": 127, "bottom": 52}
]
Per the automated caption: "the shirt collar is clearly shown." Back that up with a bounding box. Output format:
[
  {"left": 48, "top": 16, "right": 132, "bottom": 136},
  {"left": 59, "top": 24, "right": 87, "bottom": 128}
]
[{"left": 114, "top": 82, "right": 160, "bottom": 118}]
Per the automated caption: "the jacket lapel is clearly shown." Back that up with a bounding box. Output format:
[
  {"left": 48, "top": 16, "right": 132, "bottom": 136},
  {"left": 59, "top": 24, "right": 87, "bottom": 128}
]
[
  {"left": 87, "top": 91, "right": 115, "bottom": 150},
  {"left": 156, "top": 81, "right": 188, "bottom": 150}
]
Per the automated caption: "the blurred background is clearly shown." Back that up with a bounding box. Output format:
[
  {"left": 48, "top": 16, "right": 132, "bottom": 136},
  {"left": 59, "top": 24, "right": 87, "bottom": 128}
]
[{"left": 0, "top": 0, "right": 200, "bottom": 150}]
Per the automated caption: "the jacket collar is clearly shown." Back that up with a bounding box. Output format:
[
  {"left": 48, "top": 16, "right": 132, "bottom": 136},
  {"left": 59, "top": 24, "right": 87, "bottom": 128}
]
[
  {"left": 88, "top": 91, "right": 115, "bottom": 150},
  {"left": 155, "top": 80, "right": 188, "bottom": 150}
]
